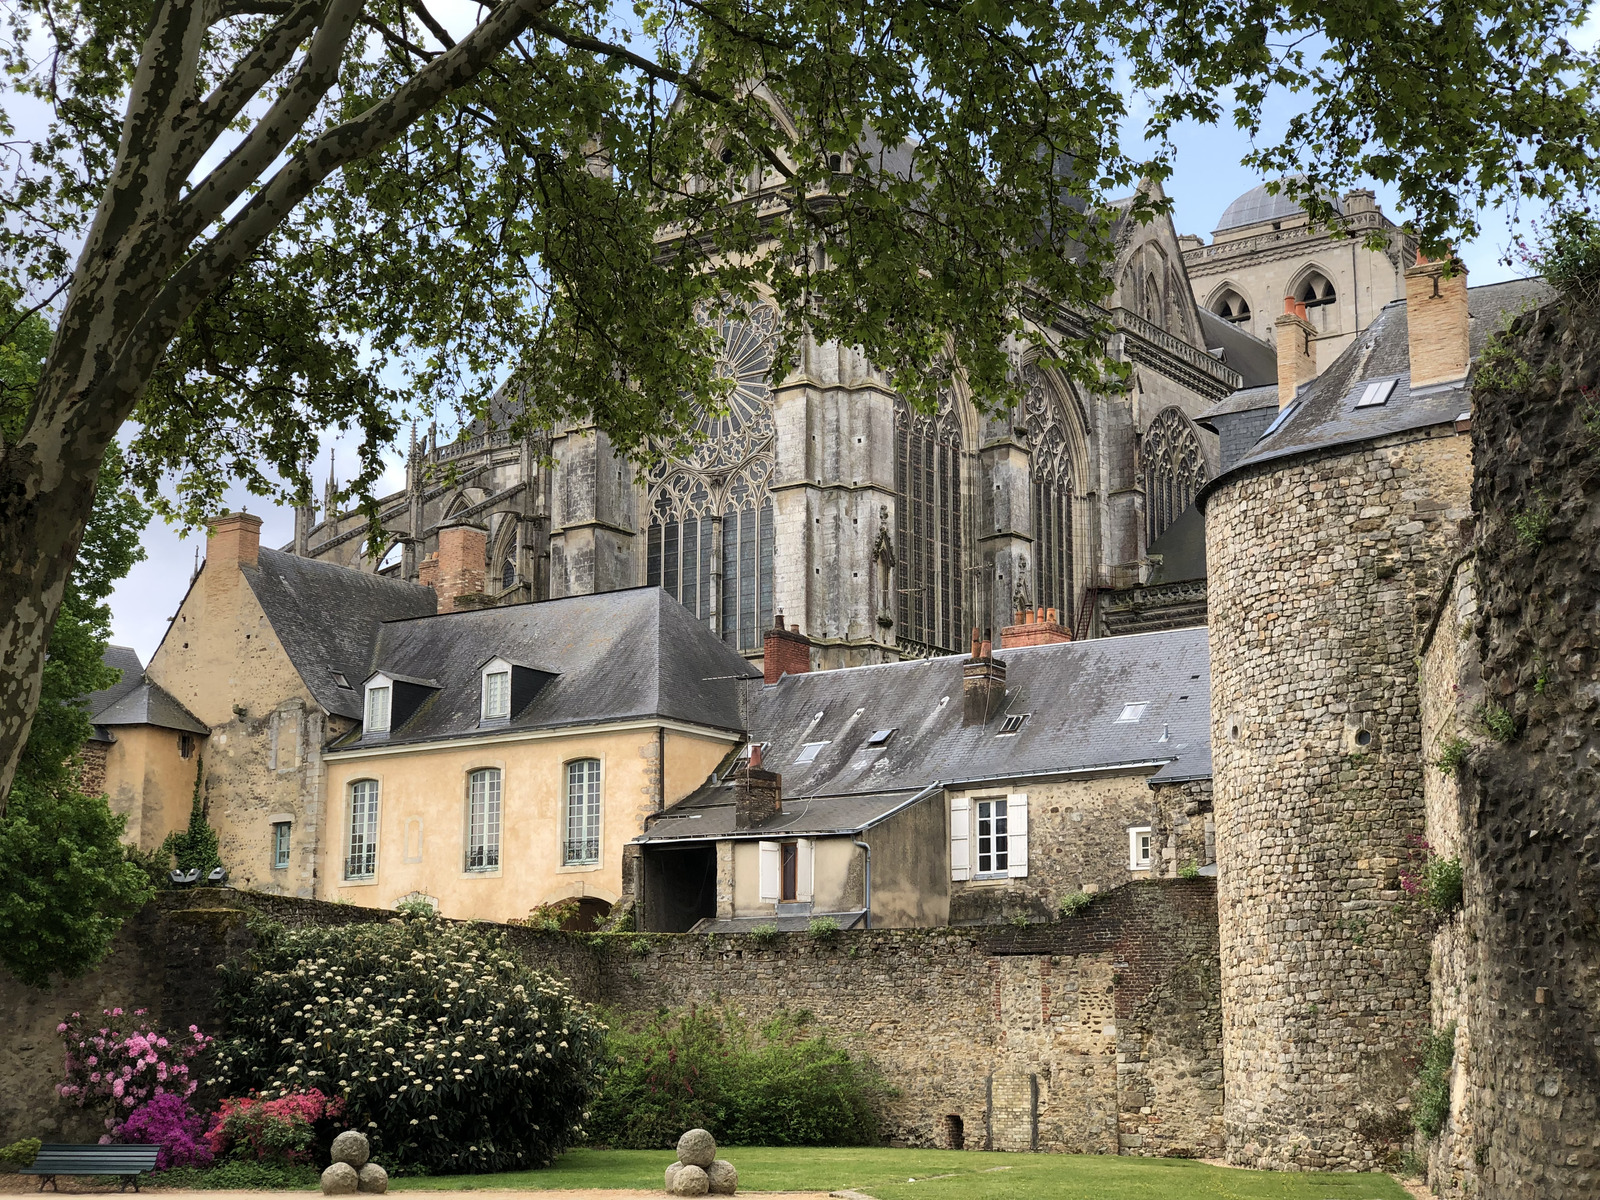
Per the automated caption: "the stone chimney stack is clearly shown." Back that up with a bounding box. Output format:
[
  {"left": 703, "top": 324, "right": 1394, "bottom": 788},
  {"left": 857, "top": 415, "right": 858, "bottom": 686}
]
[
  {"left": 733, "top": 744, "right": 782, "bottom": 830},
  {"left": 1274, "top": 297, "right": 1318, "bottom": 409},
  {"left": 1000, "top": 606, "right": 1072, "bottom": 649},
  {"left": 433, "top": 521, "right": 488, "bottom": 613},
  {"left": 763, "top": 612, "right": 812, "bottom": 683},
  {"left": 962, "top": 627, "right": 1008, "bottom": 726},
  {"left": 1342, "top": 188, "right": 1377, "bottom": 216},
  {"left": 1405, "top": 253, "right": 1470, "bottom": 388},
  {"left": 207, "top": 511, "right": 262, "bottom": 571}
]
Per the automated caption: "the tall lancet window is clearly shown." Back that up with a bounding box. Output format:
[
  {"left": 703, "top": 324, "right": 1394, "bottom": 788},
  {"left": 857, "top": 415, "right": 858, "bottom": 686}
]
[
  {"left": 1143, "top": 407, "right": 1208, "bottom": 546},
  {"left": 895, "top": 400, "right": 964, "bottom": 654},
  {"left": 1023, "top": 369, "right": 1076, "bottom": 630},
  {"left": 644, "top": 302, "right": 779, "bottom": 652}
]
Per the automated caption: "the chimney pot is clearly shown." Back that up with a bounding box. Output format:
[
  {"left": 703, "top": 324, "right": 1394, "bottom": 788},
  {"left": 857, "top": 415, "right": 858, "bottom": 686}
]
[
  {"left": 999, "top": 604, "right": 1073, "bottom": 649},
  {"left": 963, "top": 643, "right": 1008, "bottom": 726}
]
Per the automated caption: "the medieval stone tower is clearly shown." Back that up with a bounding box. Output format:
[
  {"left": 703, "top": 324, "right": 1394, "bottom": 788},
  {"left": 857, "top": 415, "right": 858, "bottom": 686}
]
[{"left": 1200, "top": 258, "right": 1550, "bottom": 1168}]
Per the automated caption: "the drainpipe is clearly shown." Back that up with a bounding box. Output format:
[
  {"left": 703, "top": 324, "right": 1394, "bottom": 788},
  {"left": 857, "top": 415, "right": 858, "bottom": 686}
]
[{"left": 852, "top": 837, "right": 872, "bottom": 930}]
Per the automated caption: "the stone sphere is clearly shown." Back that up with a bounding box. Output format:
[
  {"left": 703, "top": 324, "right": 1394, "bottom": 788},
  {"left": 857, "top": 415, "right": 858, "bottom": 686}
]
[
  {"left": 664, "top": 1162, "right": 683, "bottom": 1192},
  {"left": 706, "top": 1159, "right": 738, "bottom": 1195},
  {"left": 676, "top": 1128, "right": 717, "bottom": 1168},
  {"left": 670, "top": 1164, "right": 709, "bottom": 1196},
  {"left": 357, "top": 1164, "right": 388, "bottom": 1194},
  {"left": 330, "top": 1130, "right": 372, "bottom": 1168},
  {"left": 321, "top": 1163, "right": 359, "bottom": 1195}
]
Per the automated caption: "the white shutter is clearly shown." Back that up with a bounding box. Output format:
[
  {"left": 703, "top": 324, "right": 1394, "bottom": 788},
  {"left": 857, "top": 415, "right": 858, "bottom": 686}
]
[
  {"left": 950, "top": 797, "right": 971, "bottom": 882},
  {"left": 796, "top": 839, "right": 814, "bottom": 902},
  {"left": 1007, "top": 793, "right": 1029, "bottom": 878},
  {"left": 758, "top": 840, "right": 781, "bottom": 901}
]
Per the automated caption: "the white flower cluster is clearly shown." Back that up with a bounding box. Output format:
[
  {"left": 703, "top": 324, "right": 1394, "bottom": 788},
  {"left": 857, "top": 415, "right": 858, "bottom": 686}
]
[{"left": 210, "top": 915, "right": 605, "bottom": 1173}]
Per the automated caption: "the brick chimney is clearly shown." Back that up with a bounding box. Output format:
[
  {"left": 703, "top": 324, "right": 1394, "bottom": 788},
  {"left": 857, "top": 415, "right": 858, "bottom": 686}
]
[
  {"left": 763, "top": 612, "right": 811, "bottom": 683},
  {"left": 1000, "top": 606, "right": 1072, "bottom": 649},
  {"left": 433, "top": 521, "right": 487, "bottom": 613},
  {"left": 1274, "top": 297, "right": 1318, "bottom": 409},
  {"left": 1405, "top": 253, "right": 1470, "bottom": 388},
  {"left": 733, "top": 744, "right": 782, "bottom": 830},
  {"left": 207, "top": 511, "right": 262, "bottom": 570},
  {"left": 962, "top": 627, "right": 1008, "bottom": 726}
]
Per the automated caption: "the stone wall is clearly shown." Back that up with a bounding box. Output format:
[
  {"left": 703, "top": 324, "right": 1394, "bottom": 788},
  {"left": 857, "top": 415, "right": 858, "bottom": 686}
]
[
  {"left": 1458, "top": 303, "right": 1600, "bottom": 1199},
  {"left": 0, "top": 882, "right": 1221, "bottom": 1159},
  {"left": 1204, "top": 424, "right": 1474, "bottom": 1170}
]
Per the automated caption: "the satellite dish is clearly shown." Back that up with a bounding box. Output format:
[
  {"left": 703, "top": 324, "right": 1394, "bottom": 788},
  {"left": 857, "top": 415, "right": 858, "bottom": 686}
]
[{"left": 207, "top": 866, "right": 227, "bottom": 885}]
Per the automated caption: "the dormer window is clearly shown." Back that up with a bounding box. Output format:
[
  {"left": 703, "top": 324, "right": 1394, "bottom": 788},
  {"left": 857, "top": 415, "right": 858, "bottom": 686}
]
[
  {"left": 365, "top": 682, "right": 391, "bottom": 733},
  {"left": 483, "top": 670, "right": 510, "bottom": 720}
]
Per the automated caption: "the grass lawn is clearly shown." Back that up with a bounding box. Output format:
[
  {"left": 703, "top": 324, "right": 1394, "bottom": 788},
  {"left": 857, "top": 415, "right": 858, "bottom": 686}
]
[{"left": 387, "top": 1147, "right": 1410, "bottom": 1199}]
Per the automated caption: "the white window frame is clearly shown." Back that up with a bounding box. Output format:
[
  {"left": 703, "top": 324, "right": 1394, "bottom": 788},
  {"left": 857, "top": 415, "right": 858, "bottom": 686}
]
[
  {"left": 1129, "top": 826, "right": 1154, "bottom": 871},
  {"left": 974, "top": 797, "right": 1009, "bottom": 877},
  {"left": 364, "top": 678, "right": 392, "bottom": 734},
  {"left": 480, "top": 659, "right": 512, "bottom": 721},
  {"left": 970, "top": 793, "right": 1029, "bottom": 879},
  {"left": 346, "top": 779, "right": 380, "bottom": 880},
  {"left": 465, "top": 768, "right": 502, "bottom": 872},
  {"left": 271, "top": 820, "right": 291, "bottom": 869},
  {"left": 563, "top": 758, "right": 602, "bottom": 866}
]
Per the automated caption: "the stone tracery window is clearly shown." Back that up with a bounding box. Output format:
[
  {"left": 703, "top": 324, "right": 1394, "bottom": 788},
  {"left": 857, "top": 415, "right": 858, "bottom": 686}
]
[
  {"left": 1023, "top": 369, "right": 1075, "bottom": 630},
  {"left": 1211, "top": 288, "right": 1252, "bottom": 326},
  {"left": 895, "top": 399, "right": 964, "bottom": 654},
  {"left": 644, "top": 302, "right": 779, "bottom": 651},
  {"left": 1143, "top": 407, "right": 1208, "bottom": 546}
]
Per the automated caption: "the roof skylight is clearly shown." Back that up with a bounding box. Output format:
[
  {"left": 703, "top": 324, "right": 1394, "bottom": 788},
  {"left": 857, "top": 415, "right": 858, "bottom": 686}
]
[
  {"left": 1259, "top": 402, "right": 1297, "bottom": 440},
  {"left": 865, "top": 729, "right": 896, "bottom": 747},
  {"left": 1354, "top": 378, "right": 1397, "bottom": 409},
  {"left": 1116, "top": 702, "right": 1149, "bottom": 723},
  {"left": 997, "top": 713, "right": 1031, "bottom": 736},
  {"left": 332, "top": 672, "right": 352, "bottom": 689},
  {"left": 795, "top": 741, "right": 828, "bottom": 764}
]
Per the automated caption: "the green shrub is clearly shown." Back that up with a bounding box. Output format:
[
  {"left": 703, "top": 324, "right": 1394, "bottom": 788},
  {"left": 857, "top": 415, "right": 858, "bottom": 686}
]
[
  {"left": 1177, "top": 861, "right": 1201, "bottom": 880},
  {"left": 1058, "top": 891, "right": 1092, "bottom": 918},
  {"left": 749, "top": 922, "right": 780, "bottom": 946},
  {"left": 1434, "top": 736, "right": 1471, "bottom": 775},
  {"left": 1511, "top": 503, "right": 1551, "bottom": 549},
  {"left": 1421, "top": 856, "right": 1464, "bottom": 915},
  {"left": 1477, "top": 702, "right": 1517, "bottom": 742},
  {"left": 1413, "top": 1023, "right": 1457, "bottom": 1139},
  {"left": 1526, "top": 206, "right": 1600, "bottom": 304},
  {"left": 517, "top": 898, "right": 580, "bottom": 931},
  {"left": 807, "top": 916, "right": 840, "bottom": 944},
  {"left": 0, "top": 1138, "right": 40, "bottom": 1172},
  {"left": 587, "top": 1008, "right": 894, "bottom": 1149},
  {"left": 208, "top": 911, "right": 605, "bottom": 1175},
  {"left": 149, "top": 1162, "right": 321, "bottom": 1190}
]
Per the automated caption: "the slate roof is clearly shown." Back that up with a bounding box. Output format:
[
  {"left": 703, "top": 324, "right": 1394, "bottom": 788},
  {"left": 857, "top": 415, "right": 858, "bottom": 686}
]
[
  {"left": 328, "top": 587, "right": 759, "bottom": 751},
  {"left": 1199, "top": 278, "right": 1554, "bottom": 507},
  {"left": 640, "top": 626, "right": 1211, "bottom": 842},
  {"left": 84, "top": 645, "right": 208, "bottom": 737},
  {"left": 1197, "top": 310, "right": 1278, "bottom": 389},
  {"left": 1199, "top": 383, "right": 1278, "bottom": 421},
  {"left": 242, "top": 548, "right": 437, "bottom": 720}
]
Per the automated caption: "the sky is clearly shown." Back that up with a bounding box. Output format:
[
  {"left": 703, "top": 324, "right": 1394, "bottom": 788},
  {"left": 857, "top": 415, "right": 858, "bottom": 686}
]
[{"left": 99, "top": 46, "right": 1567, "bottom": 663}]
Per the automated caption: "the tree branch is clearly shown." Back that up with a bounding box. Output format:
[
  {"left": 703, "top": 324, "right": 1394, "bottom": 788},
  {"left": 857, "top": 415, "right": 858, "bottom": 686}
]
[
  {"left": 172, "top": 0, "right": 367, "bottom": 245},
  {"left": 170, "top": 0, "right": 326, "bottom": 194},
  {"left": 406, "top": 0, "right": 457, "bottom": 50}
]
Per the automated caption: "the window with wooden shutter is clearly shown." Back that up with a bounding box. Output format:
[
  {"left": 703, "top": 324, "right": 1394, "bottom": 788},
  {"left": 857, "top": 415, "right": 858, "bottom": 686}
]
[
  {"left": 950, "top": 796, "right": 971, "bottom": 881},
  {"left": 1007, "top": 793, "right": 1029, "bottom": 878},
  {"left": 758, "top": 840, "right": 781, "bottom": 901}
]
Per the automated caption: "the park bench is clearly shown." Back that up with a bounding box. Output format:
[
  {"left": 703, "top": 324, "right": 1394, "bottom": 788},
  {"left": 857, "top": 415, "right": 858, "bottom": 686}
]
[{"left": 19, "top": 1144, "right": 160, "bottom": 1192}]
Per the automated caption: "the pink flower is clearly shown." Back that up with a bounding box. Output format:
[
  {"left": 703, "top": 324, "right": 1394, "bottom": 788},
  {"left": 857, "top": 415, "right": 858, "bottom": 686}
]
[{"left": 57, "top": 1023, "right": 68, "bottom": 1032}]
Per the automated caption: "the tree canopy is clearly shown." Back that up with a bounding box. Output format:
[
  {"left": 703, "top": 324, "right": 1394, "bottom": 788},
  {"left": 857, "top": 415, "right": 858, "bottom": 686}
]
[{"left": 0, "top": 0, "right": 1595, "bottom": 807}]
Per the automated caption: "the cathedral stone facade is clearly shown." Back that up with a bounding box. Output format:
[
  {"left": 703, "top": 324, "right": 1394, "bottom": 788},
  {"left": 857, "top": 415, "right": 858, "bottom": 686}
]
[{"left": 292, "top": 185, "right": 1241, "bottom": 667}]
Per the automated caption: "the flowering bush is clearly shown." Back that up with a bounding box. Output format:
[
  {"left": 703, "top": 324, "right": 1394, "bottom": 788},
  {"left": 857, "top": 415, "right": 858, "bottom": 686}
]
[
  {"left": 1400, "top": 837, "right": 1465, "bottom": 915},
  {"left": 205, "top": 1090, "right": 345, "bottom": 1164},
  {"left": 209, "top": 911, "right": 605, "bottom": 1174},
  {"left": 113, "top": 1094, "right": 212, "bottom": 1170},
  {"left": 57, "top": 1008, "right": 210, "bottom": 1128}
]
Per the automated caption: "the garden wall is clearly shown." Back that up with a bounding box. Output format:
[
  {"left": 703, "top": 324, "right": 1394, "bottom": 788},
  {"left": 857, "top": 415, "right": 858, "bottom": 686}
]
[{"left": 0, "top": 880, "right": 1222, "bottom": 1159}]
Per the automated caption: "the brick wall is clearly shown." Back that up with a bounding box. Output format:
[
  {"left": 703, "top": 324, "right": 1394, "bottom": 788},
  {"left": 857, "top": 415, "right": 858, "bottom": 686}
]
[{"left": 0, "top": 882, "right": 1221, "bottom": 1158}]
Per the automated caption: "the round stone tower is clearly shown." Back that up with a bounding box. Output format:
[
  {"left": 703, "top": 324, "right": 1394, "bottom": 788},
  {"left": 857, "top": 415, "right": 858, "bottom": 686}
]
[{"left": 1200, "top": 262, "right": 1514, "bottom": 1169}]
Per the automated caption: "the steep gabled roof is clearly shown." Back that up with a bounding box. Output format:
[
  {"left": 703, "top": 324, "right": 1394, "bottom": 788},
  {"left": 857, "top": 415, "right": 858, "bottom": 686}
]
[
  {"left": 641, "top": 626, "right": 1211, "bottom": 841},
  {"left": 328, "top": 587, "right": 759, "bottom": 750},
  {"left": 84, "top": 645, "right": 146, "bottom": 719},
  {"left": 85, "top": 645, "right": 208, "bottom": 736},
  {"left": 241, "top": 548, "right": 437, "bottom": 720},
  {"left": 1197, "top": 310, "right": 1278, "bottom": 389}
]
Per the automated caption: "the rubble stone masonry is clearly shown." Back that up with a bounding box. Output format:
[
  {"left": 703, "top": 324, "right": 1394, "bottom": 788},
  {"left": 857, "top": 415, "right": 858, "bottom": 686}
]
[
  {"left": 0, "top": 883, "right": 1222, "bottom": 1159},
  {"left": 1204, "top": 425, "right": 1473, "bottom": 1170}
]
